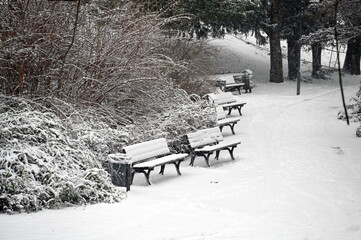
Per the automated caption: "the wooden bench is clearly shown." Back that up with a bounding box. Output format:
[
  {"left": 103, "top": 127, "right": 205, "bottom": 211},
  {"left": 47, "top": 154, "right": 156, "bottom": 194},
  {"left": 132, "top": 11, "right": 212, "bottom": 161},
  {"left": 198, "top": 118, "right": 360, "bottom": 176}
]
[
  {"left": 233, "top": 75, "right": 254, "bottom": 93},
  {"left": 215, "top": 106, "right": 240, "bottom": 135},
  {"left": 122, "top": 138, "right": 188, "bottom": 185},
  {"left": 205, "top": 92, "right": 246, "bottom": 116},
  {"left": 186, "top": 127, "right": 241, "bottom": 167},
  {"left": 216, "top": 78, "right": 245, "bottom": 95}
]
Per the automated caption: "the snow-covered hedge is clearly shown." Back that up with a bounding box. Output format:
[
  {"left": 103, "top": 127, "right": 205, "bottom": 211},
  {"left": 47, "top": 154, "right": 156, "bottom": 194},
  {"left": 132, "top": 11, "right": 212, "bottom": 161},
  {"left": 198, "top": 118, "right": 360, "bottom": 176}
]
[
  {"left": 128, "top": 94, "right": 216, "bottom": 153},
  {"left": 0, "top": 92, "right": 217, "bottom": 213},
  {"left": 0, "top": 97, "right": 127, "bottom": 214},
  {"left": 337, "top": 84, "right": 361, "bottom": 137}
]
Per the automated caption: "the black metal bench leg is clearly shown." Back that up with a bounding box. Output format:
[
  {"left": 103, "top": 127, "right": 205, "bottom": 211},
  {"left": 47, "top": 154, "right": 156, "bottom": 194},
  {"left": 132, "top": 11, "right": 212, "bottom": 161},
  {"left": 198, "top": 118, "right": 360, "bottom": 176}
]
[
  {"left": 172, "top": 161, "right": 182, "bottom": 176},
  {"left": 230, "top": 123, "right": 236, "bottom": 135},
  {"left": 219, "top": 125, "right": 224, "bottom": 132},
  {"left": 139, "top": 169, "right": 152, "bottom": 185},
  {"left": 227, "top": 146, "right": 236, "bottom": 160},
  {"left": 237, "top": 106, "right": 242, "bottom": 116},
  {"left": 215, "top": 150, "right": 220, "bottom": 160},
  {"left": 227, "top": 107, "right": 232, "bottom": 115},
  {"left": 159, "top": 165, "right": 165, "bottom": 175},
  {"left": 204, "top": 153, "right": 212, "bottom": 167},
  {"left": 192, "top": 152, "right": 212, "bottom": 167}
]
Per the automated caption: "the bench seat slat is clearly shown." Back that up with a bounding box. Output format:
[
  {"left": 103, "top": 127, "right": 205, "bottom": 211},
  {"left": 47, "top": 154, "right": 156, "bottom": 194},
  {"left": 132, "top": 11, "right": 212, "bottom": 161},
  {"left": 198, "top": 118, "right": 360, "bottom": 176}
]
[
  {"left": 216, "top": 117, "right": 240, "bottom": 126},
  {"left": 194, "top": 140, "right": 241, "bottom": 152},
  {"left": 220, "top": 101, "right": 246, "bottom": 108},
  {"left": 133, "top": 153, "right": 188, "bottom": 169}
]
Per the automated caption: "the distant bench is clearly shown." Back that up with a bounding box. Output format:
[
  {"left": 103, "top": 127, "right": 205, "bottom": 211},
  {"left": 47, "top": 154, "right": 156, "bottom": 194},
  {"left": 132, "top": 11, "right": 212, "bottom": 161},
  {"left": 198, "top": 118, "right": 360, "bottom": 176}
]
[
  {"left": 205, "top": 92, "right": 246, "bottom": 116},
  {"left": 233, "top": 75, "right": 254, "bottom": 93},
  {"left": 186, "top": 127, "right": 241, "bottom": 167},
  {"left": 122, "top": 138, "right": 188, "bottom": 185},
  {"left": 216, "top": 78, "right": 245, "bottom": 95}
]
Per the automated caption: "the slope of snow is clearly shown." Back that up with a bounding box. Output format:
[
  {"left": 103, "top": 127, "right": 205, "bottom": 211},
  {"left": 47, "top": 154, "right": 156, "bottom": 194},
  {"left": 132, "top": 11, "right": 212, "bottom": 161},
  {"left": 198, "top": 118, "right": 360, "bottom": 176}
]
[{"left": 1, "top": 35, "right": 361, "bottom": 240}]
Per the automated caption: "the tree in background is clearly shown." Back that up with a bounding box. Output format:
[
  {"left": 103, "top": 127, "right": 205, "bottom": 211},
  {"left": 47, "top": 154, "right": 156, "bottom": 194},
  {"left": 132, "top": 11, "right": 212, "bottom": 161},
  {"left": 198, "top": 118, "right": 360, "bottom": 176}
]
[
  {"left": 266, "top": 0, "right": 284, "bottom": 83},
  {"left": 339, "top": 0, "right": 361, "bottom": 75},
  {"left": 301, "top": 0, "right": 360, "bottom": 76},
  {"left": 280, "top": 0, "right": 308, "bottom": 81},
  {"left": 137, "top": 0, "right": 285, "bottom": 83}
]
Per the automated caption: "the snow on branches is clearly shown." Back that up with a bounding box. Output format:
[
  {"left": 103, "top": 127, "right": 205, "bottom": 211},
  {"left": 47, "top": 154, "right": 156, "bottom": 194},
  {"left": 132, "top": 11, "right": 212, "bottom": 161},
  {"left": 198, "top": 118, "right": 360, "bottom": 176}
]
[
  {"left": 337, "top": 84, "right": 361, "bottom": 137},
  {"left": 0, "top": 96, "right": 127, "bottom": 214},
  {"left": 127, "top": 89, "right": 216, "bottom": 153}
]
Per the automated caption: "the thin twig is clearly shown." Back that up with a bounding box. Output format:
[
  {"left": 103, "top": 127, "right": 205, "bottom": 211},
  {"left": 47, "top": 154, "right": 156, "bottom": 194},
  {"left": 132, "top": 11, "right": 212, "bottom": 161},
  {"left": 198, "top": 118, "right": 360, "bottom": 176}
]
[{"left": 334, "top": 0, "right": 349, "bottom": 125}]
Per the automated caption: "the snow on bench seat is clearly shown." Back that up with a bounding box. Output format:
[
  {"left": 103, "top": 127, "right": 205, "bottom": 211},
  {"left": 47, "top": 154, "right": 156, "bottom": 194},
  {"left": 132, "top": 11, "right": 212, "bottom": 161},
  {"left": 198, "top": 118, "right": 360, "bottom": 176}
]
[
  {"left": 186, "top": 127, "right": 241, "bottom": 167},
  {"left": 122, "top": 138, "right": 188, "bottom": 185},
  {"left": 205, "top": 92, "right": 246, "bottom": 116},
  {"left": 216, "top": 78, "right": 245, "bottom": 94},
  {"left": 133, "top": 153, "right": 188, "bottom": 169},
  {"left": 194, "top": 139, "right": 241, "bottom": 153}
]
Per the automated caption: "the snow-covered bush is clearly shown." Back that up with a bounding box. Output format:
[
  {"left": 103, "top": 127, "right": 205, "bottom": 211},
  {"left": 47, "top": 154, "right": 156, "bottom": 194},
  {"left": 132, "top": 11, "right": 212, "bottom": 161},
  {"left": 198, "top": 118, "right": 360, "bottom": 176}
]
[
  {"left": 160, "top": 38, "right": 218, "bottom": 96},
  {"left": 128, "top": 92, "right": 216, "bottom": 153},
  {"left": 0, "top": 96, "right": 127, "bottom": 214},
  {"left": 356, "top": 126, "right": 361, "bottom": 137},
  {"left": 337, "top": 84, "right": 361, "bottom": 137},
  {"left": 0, "top": 1, "right": 215, "bottom": 111},
  {"left": 338, "top": 84, "right": 361, "bottom": 122}
]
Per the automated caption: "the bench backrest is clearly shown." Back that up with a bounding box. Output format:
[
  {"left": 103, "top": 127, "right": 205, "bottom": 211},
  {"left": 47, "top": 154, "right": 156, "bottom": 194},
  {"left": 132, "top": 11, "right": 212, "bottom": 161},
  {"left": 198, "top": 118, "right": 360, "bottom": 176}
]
[
  {"left": 215, "top": 106, "right": 227, "bottom": 120},
  {"left": 219, "top": 78, "right": 236, "bottom": 84},
  {"left": 212, "top": 92, "right": 236, "bottom": 105},
  {"left": 122, "top": 138, "right": 170, "bottom": 163},
  {"left": 187, "top": 127, "right": 224, "bottom": 149}
]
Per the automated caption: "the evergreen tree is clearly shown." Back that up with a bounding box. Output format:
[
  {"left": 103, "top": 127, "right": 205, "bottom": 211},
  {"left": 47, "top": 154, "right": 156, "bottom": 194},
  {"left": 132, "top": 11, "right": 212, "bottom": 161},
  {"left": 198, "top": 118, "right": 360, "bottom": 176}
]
[
  {"left": 280, "top": 0, "right": 305, "bottom": 81},
  {"left": 340, "top": 0, "right": 361, "bottom": 75},
  {"left": 133, "top": 0, "right": 289, "bottom": 83}
]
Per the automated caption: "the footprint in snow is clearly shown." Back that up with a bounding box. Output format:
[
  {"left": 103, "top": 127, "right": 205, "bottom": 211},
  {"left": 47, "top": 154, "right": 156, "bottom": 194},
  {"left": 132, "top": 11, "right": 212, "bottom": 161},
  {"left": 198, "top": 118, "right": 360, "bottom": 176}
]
[{"left": 332, "top": 146, "right": 344, "bottom": 155}]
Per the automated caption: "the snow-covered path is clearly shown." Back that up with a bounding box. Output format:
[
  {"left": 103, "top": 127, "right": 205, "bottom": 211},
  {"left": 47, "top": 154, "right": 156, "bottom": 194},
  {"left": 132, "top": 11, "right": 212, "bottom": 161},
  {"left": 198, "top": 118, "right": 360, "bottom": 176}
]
[
  {"left": 234, "top": 83, "right": 361, "bottom": 240},
  {"left": 1, "top": 81, "right": 361, "bottom": 240}
]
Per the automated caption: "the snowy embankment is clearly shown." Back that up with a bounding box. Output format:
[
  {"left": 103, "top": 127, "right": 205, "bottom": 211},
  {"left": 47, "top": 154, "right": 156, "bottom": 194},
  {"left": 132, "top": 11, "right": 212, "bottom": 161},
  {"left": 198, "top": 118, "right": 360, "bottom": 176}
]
[{"left": 1, "top": 35, "right": 361, "bottom": 240}]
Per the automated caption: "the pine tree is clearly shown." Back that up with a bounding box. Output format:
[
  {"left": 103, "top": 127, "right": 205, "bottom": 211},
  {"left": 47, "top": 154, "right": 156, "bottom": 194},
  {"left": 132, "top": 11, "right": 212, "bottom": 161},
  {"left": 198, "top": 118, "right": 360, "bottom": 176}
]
[{"left": 340, "top": 0, "right": 361, "bottom": 75}]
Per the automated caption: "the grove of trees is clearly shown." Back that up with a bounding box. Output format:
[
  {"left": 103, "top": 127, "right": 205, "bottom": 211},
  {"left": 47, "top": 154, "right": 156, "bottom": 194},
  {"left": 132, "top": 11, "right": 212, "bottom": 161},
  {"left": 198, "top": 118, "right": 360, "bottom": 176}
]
[{"left": 142, "top": 0, "right": 360, "bottom": 82}]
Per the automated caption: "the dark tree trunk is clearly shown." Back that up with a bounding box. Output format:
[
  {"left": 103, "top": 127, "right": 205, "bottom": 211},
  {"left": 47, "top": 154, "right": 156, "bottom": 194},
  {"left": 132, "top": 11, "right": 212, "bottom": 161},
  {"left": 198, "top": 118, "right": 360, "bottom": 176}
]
[
  {"left": 312, "top": 42, "right": 322, "bottom": 78},
  {"left": 269, "top": 0, "right": 284, "bottom": 83},
  {"left": 343, "top": 36, "right": 361, "bottom": 75},
  {"left": 287, "top": 39, "right": 301, "bottom": 80}
]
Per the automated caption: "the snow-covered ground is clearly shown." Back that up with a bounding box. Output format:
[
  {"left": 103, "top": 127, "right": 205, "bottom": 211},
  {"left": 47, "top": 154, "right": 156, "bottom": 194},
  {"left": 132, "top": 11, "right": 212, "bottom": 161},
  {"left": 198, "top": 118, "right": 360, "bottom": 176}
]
[{"left": 1, "top": 35, "right": 361, "bottom": 240}]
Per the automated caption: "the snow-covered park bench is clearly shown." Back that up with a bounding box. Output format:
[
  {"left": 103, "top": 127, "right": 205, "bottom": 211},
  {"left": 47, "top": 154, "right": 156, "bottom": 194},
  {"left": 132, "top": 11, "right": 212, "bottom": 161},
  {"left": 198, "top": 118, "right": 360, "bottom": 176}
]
[
  {"left": 186, "top": 127, "right": 241, "bottom": 167},
  {"left": 216, "top": 78, "right": 245, "bottom": 95},
  {"left": 122, "top": 138, "right": 188, "bottom": 185},
  {"left": 215, "top": 106, "right": 240, "bottom": 135},
  {"left": 233, "top": 69, "right": 255, "bottom": 93},
  {"left": 205, "top": 92, "right": 246, "bottom": 116}
]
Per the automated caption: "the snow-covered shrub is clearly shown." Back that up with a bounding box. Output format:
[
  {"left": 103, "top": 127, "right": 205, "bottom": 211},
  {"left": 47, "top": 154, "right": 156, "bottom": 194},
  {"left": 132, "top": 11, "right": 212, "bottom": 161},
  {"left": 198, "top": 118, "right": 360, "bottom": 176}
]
[
  {"left": 128, "top": 93, "right": 216, "bottom": 153},
  {"left": 0, "top": 1, "right": 215, "bottom": 112},
  {"left": 338, "top": 84, "right": 361, "bottom": 123},
  {"left": 160, "top": 38, "right": 218, "bottom": 96},
  {"left": 0, "top": 96, "right": 126, "bottom": 214},
  {"left": 337, "top": 84, "right": 361, "bottom": 137},
  {"left": 356, "top": 123, "right": 361, "bottom": 138}
]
